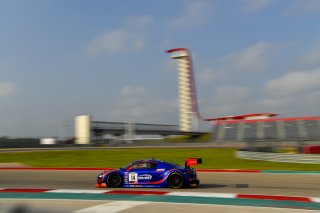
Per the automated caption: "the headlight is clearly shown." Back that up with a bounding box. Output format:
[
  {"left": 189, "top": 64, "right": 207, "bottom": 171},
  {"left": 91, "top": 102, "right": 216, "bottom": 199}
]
[{"left": 97, "top": 173, "right": 104, "bottom": 179}]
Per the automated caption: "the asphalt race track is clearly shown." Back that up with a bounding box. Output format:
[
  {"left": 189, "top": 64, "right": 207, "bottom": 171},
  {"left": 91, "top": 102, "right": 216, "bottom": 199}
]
[
  {"left": 1, "top": 170, "right": 320, "bottom": 196},
  {"left": 0, "top": 170, "right": 320, "bottom": 212}
]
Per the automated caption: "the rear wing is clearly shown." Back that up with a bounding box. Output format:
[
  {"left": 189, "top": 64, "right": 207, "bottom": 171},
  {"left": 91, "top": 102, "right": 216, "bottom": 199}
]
[{"left": 185, "top": 158, "right": 202, "bottom": 168}]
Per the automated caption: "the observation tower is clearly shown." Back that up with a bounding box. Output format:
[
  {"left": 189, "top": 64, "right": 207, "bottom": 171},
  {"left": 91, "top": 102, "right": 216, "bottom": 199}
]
[
  {"left": 166, "top": 48, "right": 277, "bottom": 132},
  {"left": 166, "top": 48, "right": 200, "bottom": 131}
]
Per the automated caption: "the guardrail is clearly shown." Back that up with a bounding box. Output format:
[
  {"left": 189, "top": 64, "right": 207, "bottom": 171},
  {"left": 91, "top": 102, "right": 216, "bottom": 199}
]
[{"left": 236, "top": 150, "right": 320, "bottom": 164}]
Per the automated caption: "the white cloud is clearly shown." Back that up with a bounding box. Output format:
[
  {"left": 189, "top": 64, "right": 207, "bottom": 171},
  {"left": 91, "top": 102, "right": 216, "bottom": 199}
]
[
  {"left": 303, "top": 42, "right": 320, "bottom": 66},
  {"left": 241, "top": 0, "right": 273, "bottom": 12},
  {"left": 220, "top": 42, "right": 271, "bottom": 73},
  {"left": 132, "top": 39, "right": 146, "bottom": 50},
  {"left": 257, "top": 89, "right": 320, "bottom": 117},
  {"left": 110, "top": 100, "right": 177, "bottom": 122},
  {"left": 258, "top": 97, "right": 293, "bottom": 109},
  {"left": 120, "top": 85, "right": 147, "bottom": 97},
  {"left": 213, "top": 85, "right": 250, "bottom": 104},
  {"left": 169, "top": 1, "right": 212, "bottom": 29},
  {"left": 303, "top": 90, "right": 320, "bottom": 109},
  {"left": 106, "top": 85, "right": 177, "bottom": 123},
  {"left": 259, "top": 41, "right": 320, "bottom": 115},
  {"left": 285, "top": 0, "right": 320, "bottom": 15},
  {"left": 86, "top": 15, "right": 152, "bottom": 55},
  {"left": 86, "top": 29, "right": 146, "bottom": 55},
  {"left": 161, "top": 59, "right": 179, "bottom": 74},
  {"left": 126, "top": 15, "right": 153, "bottom": 28},
  {"left": 265, "top": 68, "right": 320, "bottom": 97},
  {"left": 198, "top": 68, "right": 218, "bottom": 84},
  {"left": 201, "top": 68, "right": 320, "bottom": 118},
  {"left": 0, "top": 81, "right": 16, "bottom": 97},
  {"left": 203, "top": 104, "right": 240, "bottom": 118},
  {"left": 197, "top": 42, "right": 320, "bottom": 117},
  {"left": 206, "top": 42, "right": 285, "bottom": 85}
]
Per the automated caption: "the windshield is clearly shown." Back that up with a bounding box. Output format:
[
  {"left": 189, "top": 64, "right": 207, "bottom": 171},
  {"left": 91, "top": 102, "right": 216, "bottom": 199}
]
[{"left": 122, "top": 163, "right": 133, "bottom": 170}]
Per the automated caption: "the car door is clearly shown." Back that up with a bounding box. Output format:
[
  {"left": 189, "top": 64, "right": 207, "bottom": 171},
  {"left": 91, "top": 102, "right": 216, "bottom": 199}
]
[{"left": 129, "top": 161, "right": 158, "bottom": 185}]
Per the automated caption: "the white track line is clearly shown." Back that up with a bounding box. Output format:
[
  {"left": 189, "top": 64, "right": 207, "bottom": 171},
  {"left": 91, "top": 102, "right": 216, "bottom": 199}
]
[
  {"left": 48, "top": 189, "right": 109, "bottom": 194},
  {"left": 167, "top": 192, "right": 236, "bottom": 198},
  {"left": 311, "top": 197, "right": 320, "bottom": 203},
  {"left": 75, "top": 201, "right": 148, "bottom": 213}
]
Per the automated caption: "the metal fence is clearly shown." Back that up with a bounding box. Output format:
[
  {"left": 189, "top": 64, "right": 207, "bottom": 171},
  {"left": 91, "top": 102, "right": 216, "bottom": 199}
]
[{"left": 236, "top": 150, "right": 320, "bottom": 164}]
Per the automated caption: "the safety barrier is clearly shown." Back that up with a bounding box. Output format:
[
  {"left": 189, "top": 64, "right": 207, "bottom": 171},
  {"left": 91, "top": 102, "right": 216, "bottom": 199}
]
[{"left": 236, "top": 150, "right": 320, "bottom": 164}]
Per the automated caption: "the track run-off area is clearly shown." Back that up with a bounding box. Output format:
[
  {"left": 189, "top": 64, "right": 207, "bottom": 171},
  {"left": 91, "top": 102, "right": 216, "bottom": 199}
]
[{"left": 0, "top": 168, "right": 320, "bottom": 212}]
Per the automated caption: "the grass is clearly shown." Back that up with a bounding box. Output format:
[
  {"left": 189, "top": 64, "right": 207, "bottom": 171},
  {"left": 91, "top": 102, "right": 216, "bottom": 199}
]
[{"left": 0, "top": 148, "right": 320, "bottom": 171}]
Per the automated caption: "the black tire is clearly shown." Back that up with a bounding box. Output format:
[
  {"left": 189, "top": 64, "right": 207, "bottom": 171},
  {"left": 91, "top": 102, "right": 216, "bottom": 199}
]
[
  {"left": 168, "top": 172, "right": 184, "bottom": 189},
  {"left": 106, "top": 173, "right": 122, "bottom": 188}
]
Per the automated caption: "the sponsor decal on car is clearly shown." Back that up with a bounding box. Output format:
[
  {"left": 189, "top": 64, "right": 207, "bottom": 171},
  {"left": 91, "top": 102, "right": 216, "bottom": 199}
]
[
  {"left": 124, "top": 172, "right": 129, "bottom": 183},
  {"left": 156, "top": 168, "right": 165, "bottom": 172},
  {"left": 138, "top": 174, "right": 152, "bottom": 180},
  {"left": 129, "top": 172, "right": 138, "bottom": 183}
]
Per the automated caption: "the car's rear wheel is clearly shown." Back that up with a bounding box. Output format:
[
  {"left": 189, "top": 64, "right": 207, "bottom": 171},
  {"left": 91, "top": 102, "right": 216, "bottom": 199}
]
[
  {"left": 168, "top": 172, "right": 184, "bottom": 189},
  {"left": 107, "top": 173, "right": 122, "bottom": 188}
]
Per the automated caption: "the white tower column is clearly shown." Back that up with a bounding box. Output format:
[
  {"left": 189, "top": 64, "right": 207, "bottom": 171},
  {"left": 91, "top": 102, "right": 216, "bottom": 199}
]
[
  {"left": 177, "top": 58, "right": 192, "bottom": 131},
  {"left": 167, "top": 48, "right": 193, "bottom": 132}
]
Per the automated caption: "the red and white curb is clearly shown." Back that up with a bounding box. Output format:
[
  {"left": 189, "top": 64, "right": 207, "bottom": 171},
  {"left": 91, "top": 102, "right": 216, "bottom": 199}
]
[{"left": 0, "top": 188, "right": 319, "bottom": 203}]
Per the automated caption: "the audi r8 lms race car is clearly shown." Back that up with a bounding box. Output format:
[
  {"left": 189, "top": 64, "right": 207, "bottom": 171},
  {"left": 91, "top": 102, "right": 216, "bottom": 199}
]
[{"left": 96, "top": 158, "right": 202, "bottom": 189}]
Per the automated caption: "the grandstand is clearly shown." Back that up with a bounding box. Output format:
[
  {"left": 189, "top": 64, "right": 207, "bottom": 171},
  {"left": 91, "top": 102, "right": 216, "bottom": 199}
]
[{"left": 212, "top": 116, "right": 320, "bottom": 143}]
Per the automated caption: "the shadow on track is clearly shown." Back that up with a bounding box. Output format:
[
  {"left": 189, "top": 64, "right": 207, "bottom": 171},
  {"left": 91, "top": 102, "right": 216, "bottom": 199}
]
[
  {"left": 197, "top": 183, "right": 228, "bottom": 189},
  {"left": 197, "top": 183, "right": 249, "bottom": 189}
]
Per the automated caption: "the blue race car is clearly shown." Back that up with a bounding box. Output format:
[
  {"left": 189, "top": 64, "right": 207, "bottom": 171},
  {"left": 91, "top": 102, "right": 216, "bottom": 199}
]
[{"left": 96, "top": 158, "right": 202, "bottom": 189}]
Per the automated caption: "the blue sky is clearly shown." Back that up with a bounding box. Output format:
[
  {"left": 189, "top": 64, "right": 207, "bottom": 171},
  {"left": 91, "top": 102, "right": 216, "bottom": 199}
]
[{"left": 1, "top": 0, "right": 320, "bottom": 137}]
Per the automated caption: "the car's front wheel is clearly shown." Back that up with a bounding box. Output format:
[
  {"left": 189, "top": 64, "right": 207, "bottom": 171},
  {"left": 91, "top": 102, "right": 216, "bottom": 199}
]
[
  {"left": 106, "top": 173, "right": 122, "bottom": 188},
  {"left": 168, "top": 172, "right": 184, "bottom": 189}
]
